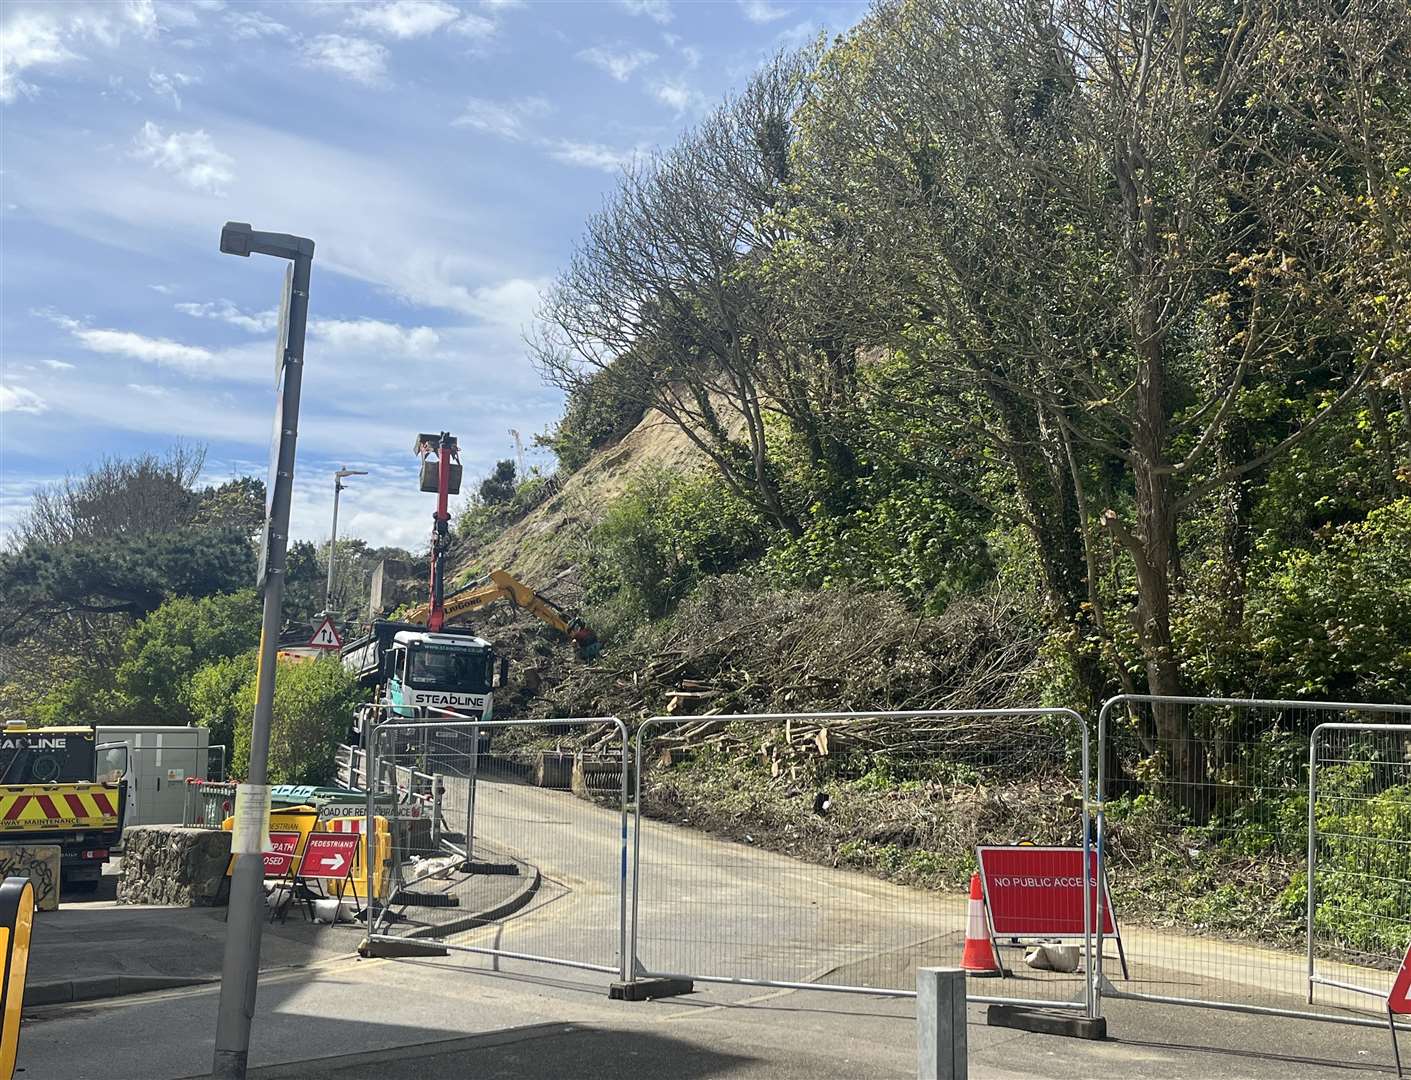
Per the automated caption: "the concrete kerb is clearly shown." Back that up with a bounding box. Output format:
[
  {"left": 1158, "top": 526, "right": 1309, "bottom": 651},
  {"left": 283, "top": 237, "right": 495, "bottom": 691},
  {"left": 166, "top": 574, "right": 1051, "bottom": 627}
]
[
  {"left": 404, "top": 861, "right": 543, "bottom": 941},
  {"left": 24, "top": 973, "right": 219, "bottom": 1007}
]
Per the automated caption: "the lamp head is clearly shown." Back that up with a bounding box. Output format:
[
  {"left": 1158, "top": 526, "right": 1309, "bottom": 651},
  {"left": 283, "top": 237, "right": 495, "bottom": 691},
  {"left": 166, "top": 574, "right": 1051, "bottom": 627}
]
[{"left": 220, "top": 221, "right": 253, "bottom": 257}]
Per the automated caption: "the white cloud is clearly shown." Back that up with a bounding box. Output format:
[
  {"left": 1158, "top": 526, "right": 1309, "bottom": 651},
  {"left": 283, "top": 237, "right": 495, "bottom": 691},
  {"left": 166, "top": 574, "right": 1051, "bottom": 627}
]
[
  {"left": 70, "top": 327, "right": 216, "bottom": 369},
  {"left": 479, "top": 0, "right": 524, "bottom": 9},
  {"left": 545, "top": 139, "right": 639, "bottom": 173},
  {"left": 777, "top": 19, "right": 822, "bottom": 48},
  {"left": 310, "top": 318, "right": 440, "bottom": 355},
  {"left": 42, "top": 359, "right": 75, "bottom": 370},
  {"left": 1, "top": 2, "right": 176, "bottom": 103},
  {"left": 0, "top": 12, "right": 77, "bottom": 103},
  {"left": 739, "top": 0, "right": 791, "bottom": 23},
  {"left": 651, "top": 78, "right": 707, "bottom": 114},
  {"left": 132, "top": 121, "right": 235, "bottom": 194},
  {"left": 662, "top": 33, "right": 701, "bottom": 69},
  {"left": 148, "top": 68, "right": 196, "bottom": 108},
  {"left": 620, "top": 0, "right": 672, "bottom": 24},
  {"left": 224, "top": 10, "right": 287, "bottom": 39},
  {"left": 125, "top": 0, "right": 159, "bottom": 38},
  {"left": 0, "top": 385, "right": 48, "bottom": 415},
  {"left": 453, "top": 96, "right": 550, "bottom": 141},
  {"left": 126, "top": 383, "right": 170, "bottom": 397},
  {"left": 449, "top": 12, "right": 497, "bottom": 39},
  {"left": 348, "top": 1, "right": 460, "bottom": 39},
  {"left": 577, "top": 45, "right": 657, "bottom": 82},
  {"left": 303, "top": 34, "right": 388, "bottom": 86},
  {"left": 176, "top": 300, "right": 278, "bottom": 333},
  {"left": 459, "top": 277, "right": 547, "bottom": 332}
]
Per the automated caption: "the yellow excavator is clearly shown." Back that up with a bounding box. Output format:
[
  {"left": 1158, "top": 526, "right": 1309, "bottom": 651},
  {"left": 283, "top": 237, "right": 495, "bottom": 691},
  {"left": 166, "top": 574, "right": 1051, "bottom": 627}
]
[{"left": 405, "top": 569, "right": 600, "bottom": 659}]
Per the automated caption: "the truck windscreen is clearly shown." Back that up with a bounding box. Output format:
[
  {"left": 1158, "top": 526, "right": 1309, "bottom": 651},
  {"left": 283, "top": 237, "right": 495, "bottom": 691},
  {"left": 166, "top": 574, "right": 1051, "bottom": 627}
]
[
  {"left": 408, "top": 646, "right": 492, "bottom": 695},
  {"left": 0, "top": 733, "right": 96, "bottom": 785}
]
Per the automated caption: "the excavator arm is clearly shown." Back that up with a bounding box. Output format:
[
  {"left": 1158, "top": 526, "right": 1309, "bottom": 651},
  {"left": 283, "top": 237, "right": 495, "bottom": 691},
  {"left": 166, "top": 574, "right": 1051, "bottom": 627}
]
[{"left": 404, "top": 570, "right": 596, "bottom": 655}]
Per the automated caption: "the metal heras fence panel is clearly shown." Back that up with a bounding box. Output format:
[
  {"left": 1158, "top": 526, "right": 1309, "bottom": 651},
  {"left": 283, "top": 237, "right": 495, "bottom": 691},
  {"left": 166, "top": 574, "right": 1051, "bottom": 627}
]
[
  {"left": 628, "top": 708, "right": 1095, "bottom": 1011},
  {"left": 1094, "top": 694, "right": 1411, "bottom": 1029},
  {"left": 1309, "top": 722, "right": 1411, "bottom": 1022},
  {"left": 364, "top": 715, "right": 629, "bottom": 979}
]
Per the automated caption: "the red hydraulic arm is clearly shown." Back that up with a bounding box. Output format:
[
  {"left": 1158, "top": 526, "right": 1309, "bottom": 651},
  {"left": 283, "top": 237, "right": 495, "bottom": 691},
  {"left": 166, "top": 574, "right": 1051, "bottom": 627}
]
[{"left": 415, "top": 432, "right": 462, "bottom": 632}]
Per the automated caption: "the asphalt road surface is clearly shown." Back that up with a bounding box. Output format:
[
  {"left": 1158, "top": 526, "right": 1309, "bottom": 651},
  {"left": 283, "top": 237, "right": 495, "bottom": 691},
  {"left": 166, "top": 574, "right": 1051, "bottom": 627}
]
[{"left": 16, "top": 773, "right": 1405, "bottom": 1078}]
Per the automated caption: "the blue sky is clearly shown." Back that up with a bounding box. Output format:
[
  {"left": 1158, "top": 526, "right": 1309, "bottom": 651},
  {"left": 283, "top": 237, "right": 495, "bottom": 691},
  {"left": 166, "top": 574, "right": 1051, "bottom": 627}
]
[{"left": 0, "top": 0, "right": 865, "bottom": 550}]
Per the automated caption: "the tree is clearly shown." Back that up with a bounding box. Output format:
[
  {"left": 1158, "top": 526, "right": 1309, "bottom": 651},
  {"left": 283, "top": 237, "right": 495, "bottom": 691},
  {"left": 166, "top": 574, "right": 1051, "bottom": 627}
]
[
  {"left": 114, "top": 590, "right": 262, "bottom": 726},
  {"left": 231, "top": 657, "right": 361, "bottom": 785},
  {"left": 195, "top": 476, "right": 265, "bottom": 536},
  {"left": 188, "top": 652, "right": 259, "bottom": 753},
  {"left": 9, "top": 444, "right": 206, "bottom": 550},
  {"left": 789, "top": 0, "right": 1409, "bottom": 765},
  {"left": 0, "top": 526, "right": 255, "bottom": 643},
  {"left": 535, "top": 52, "right": 831, "bottom": 536},
  {"left": 478, "top": 459, "right": 518, "bottom": 506}
]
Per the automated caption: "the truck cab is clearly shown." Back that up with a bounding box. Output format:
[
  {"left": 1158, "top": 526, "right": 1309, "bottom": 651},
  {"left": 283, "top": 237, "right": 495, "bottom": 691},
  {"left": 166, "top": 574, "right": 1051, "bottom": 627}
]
[
  {"left": 385, "top": 630, "right": 495, "bottom": 719},
  {"left": 343, "top": 620, "right": 503, "bottom": 739},
  {"left": 0, "top": 723, "right": 126, "bottom": 888}
]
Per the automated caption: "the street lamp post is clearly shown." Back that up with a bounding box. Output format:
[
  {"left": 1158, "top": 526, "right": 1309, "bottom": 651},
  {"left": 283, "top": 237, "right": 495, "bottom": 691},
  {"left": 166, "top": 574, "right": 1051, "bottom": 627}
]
[
  {"left": 326, "top": 467, "right": 367, "bottom": 614},
  {"left": 213, "top": 221, "right": 314, "bottom": 1080}
]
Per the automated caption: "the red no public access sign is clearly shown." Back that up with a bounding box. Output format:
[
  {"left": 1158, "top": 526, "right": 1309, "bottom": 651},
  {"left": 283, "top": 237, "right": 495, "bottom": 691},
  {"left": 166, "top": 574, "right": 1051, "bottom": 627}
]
[
  {"left": 1390, "top": 943, "right": 1411, "bottom": 1015},
  {"left": 298, "top": 833, "right": 359, "bottom": 880},
  {"left": 262, "top": 831, "right": 301, "bottom": 878},
  {"left": 976, "top": 845, "right": 1118, "bottom": 938}
]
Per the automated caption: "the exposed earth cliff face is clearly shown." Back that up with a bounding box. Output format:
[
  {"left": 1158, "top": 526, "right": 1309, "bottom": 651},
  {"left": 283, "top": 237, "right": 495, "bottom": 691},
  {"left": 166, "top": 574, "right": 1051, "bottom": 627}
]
[{"left": 451, "top": 407, "right": 714, "bottom": 591}]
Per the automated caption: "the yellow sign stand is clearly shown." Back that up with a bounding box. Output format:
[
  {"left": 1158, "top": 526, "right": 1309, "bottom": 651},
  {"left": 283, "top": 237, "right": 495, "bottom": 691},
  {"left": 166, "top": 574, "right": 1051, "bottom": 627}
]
[{"left": 0, "top": 876, "right": 36, "bottom": 1079}]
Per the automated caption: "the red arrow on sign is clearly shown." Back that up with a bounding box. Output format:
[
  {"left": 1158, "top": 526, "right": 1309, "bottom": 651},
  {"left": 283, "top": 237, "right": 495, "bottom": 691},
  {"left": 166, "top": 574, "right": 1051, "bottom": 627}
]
[{"left": 298, "top": 833, "right": 359, "bottom": 880}]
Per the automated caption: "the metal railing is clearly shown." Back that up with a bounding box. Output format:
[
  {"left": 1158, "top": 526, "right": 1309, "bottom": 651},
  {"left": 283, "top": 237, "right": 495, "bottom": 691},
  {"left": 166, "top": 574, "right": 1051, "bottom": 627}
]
[
  {"left": 1308, "top": 722, "right": 1411, "bottom": 1015},
  {"left": 627, "top": 708, "right": 1093, "bottom": 1011},
  {"left": 1094, "top": 694, "right": 1411, "bottom": 1031},
  {"left": 363, "top": 713, "right": 630, "bottom": 979},
  {"left": 183, "top": 778, "right": 239, "bottom": 827}
]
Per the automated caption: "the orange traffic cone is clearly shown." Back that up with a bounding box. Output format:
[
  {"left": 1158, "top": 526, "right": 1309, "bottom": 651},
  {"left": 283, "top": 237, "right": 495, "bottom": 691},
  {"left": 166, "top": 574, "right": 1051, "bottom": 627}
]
[{"left": 960, "top": 872, "right": 1003, "bottom": 977}]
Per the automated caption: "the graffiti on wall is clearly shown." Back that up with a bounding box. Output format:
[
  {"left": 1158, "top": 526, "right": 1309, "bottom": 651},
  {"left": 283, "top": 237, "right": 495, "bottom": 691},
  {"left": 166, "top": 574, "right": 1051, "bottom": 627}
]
[{"left": 0, "top": 845, "right": 60, "bottom": 911}]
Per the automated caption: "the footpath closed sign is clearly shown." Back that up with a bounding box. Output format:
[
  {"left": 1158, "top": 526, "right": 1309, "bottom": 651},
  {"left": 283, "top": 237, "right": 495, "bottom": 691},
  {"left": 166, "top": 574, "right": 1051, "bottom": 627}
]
[
  {"left": 976, "top": 845, "right": 1118, "bottom": 937},
  {"left": 299, "top": 833, "right": 359, "bottom": 880},
  {"left": 262, "top": 831, "right": 300, "bottom": 878}
]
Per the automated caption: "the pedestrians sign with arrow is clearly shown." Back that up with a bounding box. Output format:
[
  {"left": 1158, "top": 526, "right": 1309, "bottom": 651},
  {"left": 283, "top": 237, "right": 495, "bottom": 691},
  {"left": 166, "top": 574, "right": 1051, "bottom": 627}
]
[{"left": 298, "top": 833, "right": 359, "bottom": 880}]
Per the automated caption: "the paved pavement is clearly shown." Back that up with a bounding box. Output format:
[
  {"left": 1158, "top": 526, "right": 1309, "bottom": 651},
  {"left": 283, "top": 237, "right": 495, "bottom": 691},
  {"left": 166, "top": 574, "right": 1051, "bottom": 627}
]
[{"left": 17, "top": 947, "right": 1404, "bottom": 1079}]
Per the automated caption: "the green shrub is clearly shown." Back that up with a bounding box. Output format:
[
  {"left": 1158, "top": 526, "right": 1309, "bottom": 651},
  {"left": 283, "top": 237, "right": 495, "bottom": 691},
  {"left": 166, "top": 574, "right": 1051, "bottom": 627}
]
[
  {"left": 1310, "top": 757, "right": 1411, "bottom": 959},
  {"left": 188, "top": 651, "right": 258, "bottom": 752},
  {"left": 114, "top": 590, "right": 262, "bottom": 725},
  {"left": 581, "top": 468, "right": 769, "bottom": 627},
  {"left": 1248, "top": 498, "right": 1411, "bottom": 701},
  {"left": 765, "top": 474, "right": 991, "bottom": 614},
  {"left": 539, "top": 366, "right": 646, "bottom": 474},
  {"left": 231, "top": 656, "right": 360, "bottom": 785}
]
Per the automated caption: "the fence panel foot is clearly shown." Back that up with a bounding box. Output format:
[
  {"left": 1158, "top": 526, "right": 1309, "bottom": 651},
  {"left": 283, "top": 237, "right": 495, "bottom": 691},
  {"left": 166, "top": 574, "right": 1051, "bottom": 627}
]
[
  {"left": 987, "top": 1004, "right": 1106, "bottom": 1040},
  {"left": 609, "top": 977, "right": 694, "bottom": 1001}
]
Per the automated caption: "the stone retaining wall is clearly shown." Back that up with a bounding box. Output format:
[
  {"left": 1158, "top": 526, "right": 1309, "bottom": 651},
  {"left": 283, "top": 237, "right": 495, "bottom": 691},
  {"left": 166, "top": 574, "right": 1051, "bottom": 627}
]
[{"left": 118, "top": 825, "right": 231, "bottom": 906}]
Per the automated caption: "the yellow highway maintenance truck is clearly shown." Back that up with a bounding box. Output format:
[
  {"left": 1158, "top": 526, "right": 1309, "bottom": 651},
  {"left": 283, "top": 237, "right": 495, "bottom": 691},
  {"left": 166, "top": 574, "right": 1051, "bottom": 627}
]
[{"left": 0, "top": 724, "right": 126, "bottom": 889}]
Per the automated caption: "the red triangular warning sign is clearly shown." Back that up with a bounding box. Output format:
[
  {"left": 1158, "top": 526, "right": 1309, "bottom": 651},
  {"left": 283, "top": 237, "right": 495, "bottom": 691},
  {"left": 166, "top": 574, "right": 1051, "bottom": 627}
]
[
  {"left": 1391, "top": 944, "right": 1411, "bottom": 1015},
  {"left": 308, "top": 617, "right": 343, "bottom": 650}
]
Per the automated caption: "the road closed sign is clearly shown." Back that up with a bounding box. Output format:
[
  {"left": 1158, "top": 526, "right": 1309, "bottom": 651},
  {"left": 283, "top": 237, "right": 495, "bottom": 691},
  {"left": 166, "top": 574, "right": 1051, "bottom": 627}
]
[
  {"left": 976, "top": 845, "right": 1118, "bottom": 938},
  {"left": 298, "top": 833, "right": 359, "bottom": 880}
]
